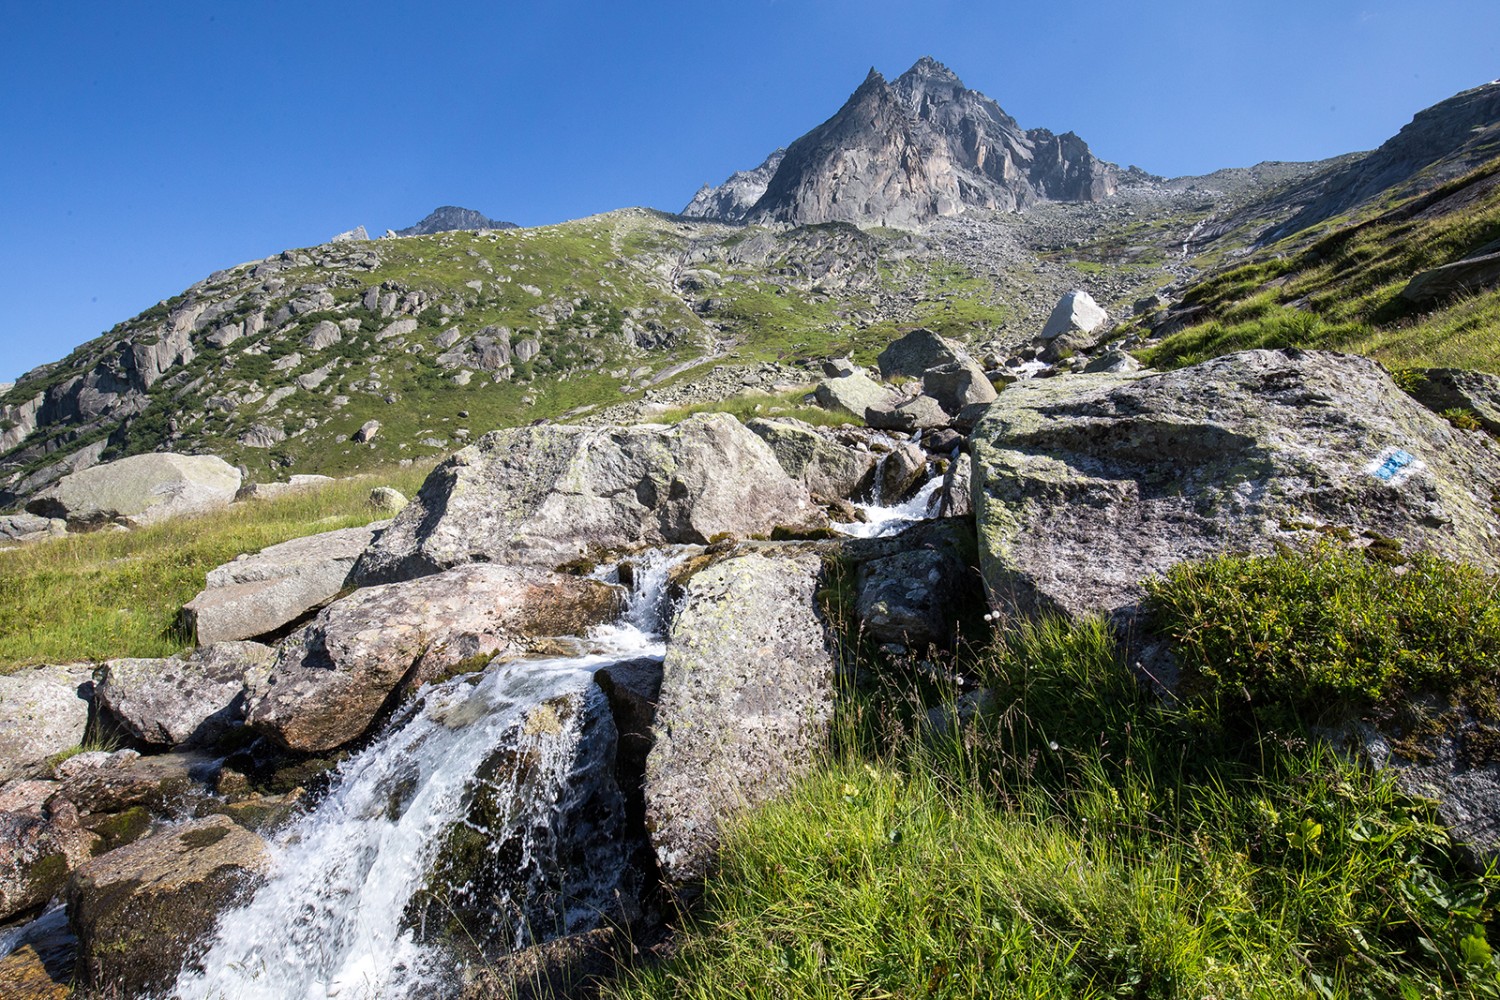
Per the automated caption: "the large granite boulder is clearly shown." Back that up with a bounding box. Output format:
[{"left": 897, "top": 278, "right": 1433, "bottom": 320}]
[
  {"left": 855, "top": 547, "right": 968, "bottom": 648},
  {"left": 921, "top": 360, "right": 997, "bottom": 414},
  {"left": 94, "top": 642, "right": 275, "bottom": 748},
  {"left": 877, "top": 328, "right": 966, "bottom": 379},
  {"left": 0, "top": 781, "right": 95, "bottom": 922},
  {"left": 248, "top": 564, "right": 623, "bottom": 752},
  {"left": 1039, "top": 288, "right": 1108, "bottom": 342},
  {"left": 812, "top": 371, "right": 899, "bottom": 420},
  {"left": 67, "top": 815, "right": 267, "bottom": 997},
  {"left": 26, "top": 453, "right": 241, "bottom": 530},
  {"left": 865, "top": 392, "right": 951, "bottom": 432},
  {"left": 645, "top": 551, "right": 835, "bottom": 888},
  {"left": 971, "top": 349, "right": 1500, "bottom": 621},
  {"left": 0, "top": 664, "right": 93, "bottom": 784},
  {"left": 182, "top": 522, "right": 389, "bottom": 644},
  {"left": 745, "top": 417, "right": 877, "bottom": 500},
  {"left": 353, "top": 414, "right": 821, "bottom": 584}
]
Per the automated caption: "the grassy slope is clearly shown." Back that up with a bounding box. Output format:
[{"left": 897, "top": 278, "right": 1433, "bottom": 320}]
[
  {"left": 611, "top": 552, "right": 1500, "bottom": 999},
  {"left": 0, "top": 467, "right": 427, "bottom": 671},
  {"left": 1141, "top": 160, "right": 1500, "bottom": 373}
]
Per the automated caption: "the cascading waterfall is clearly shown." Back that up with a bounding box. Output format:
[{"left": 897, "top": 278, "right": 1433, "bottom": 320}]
[{"left": 172, "top": 555, "right": 683, "bottom": 1000}]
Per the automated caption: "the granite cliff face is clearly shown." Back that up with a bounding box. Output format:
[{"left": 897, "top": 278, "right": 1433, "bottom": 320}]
[
  {"left": 686, "top": 57, "right": 1117, "bottom": 227},
  {"left": 682, "top": 149, "right": 786, "bottom": 223}
]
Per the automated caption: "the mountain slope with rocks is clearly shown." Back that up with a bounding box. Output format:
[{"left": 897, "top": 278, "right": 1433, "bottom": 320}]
[{"left": 395, "top": 205, "right": 518, "bottom": 236}]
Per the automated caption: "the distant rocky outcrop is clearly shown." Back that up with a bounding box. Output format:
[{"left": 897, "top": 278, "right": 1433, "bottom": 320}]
[
  {"left": 692, "top": 57, "right": 1116, "bottom": 228},
  {"left": 395, "top": 206, "right": 518, "bottom": 236},
  {"left": 681, "top": 148, "right": 786, "bottom": 223},
  {"left": 1264, "top": 80, "right": 1500, "bottom": 241}
]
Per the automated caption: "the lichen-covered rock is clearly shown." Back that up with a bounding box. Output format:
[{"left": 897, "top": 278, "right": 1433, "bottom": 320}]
[
  {"left": 56, "top": 749, "right": 221, "bottom": 815},
  {"left": 248, "top": 564, "right": 624, "bottom": 752},
  {"left": 67, "top": 814, "right": 266, "bottom": 997},
  {"left": 25, "top": 452, "right": 240, "bottom": 529},
  {"left": 972, "top": 349, "right": 1500, "bottom": 621},
  {"left": 921, "top": 359, "right": 998, "bottom": 414},
  {"left": 745, "top": 417, "right": 877, "bottom": 500},
  {"left": 1409, "top": 367, "right": 1500, "bottom": 436},
  {"left": 353, "top": 413, "right": 821, "bottom": 583},
  {"left": 865, "top": 392, "right": 951, "bottom": 432},
  {"left": 812, "top": 371, "right": 899, "bottom": 420},
  {"left": 856, "top": 547, "right": 966, "bottom": 648},
  {"left": 645, "top": 551, "right": 834, "bottom": 888},
  {"left": 182, "top": 522, "right": 388, "bottom": 644},
  {"left": 876, "top": 328, "right": 966, "bottom": 379},
  {"left": 0, "top": 782, "right": 96, "bottom": 922},
  {"left": 95, "top": 642, "right": 275, "bottom": 748},
  {"left": 938, "top": 451, "right": 973, "bottom": 518},
  {"left": 0, "top": 664, "right": 93, "bottom": 784}
]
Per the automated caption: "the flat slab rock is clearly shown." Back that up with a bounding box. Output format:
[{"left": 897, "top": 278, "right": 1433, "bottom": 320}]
[
  {"left": 248, "top": 563, "right": 624, "bottom": 752},
  {"left": 971, "top": 348, "right": 1500, "bottom": 621},
  {"left": 182, "top": 521, "right": 389, "bottom": 644},
  {"left": 26, "top": 452, "right": 241, "bottom": 529},
  {"left": 95, "top": 641, "right": 275, "bottom": 748},
  {"left": 645, "top": 550, "right": 835, "bottom": 888},
  {"left": 353, "top": 413, "right": 820, "bottom": 584}
]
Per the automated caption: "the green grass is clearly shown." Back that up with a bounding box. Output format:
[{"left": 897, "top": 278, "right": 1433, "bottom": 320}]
[
  {"left": 1141, "top": 158, "right": 1500, "bottom": 374},
  {"left": 611, "top": 560, "right": 1500, "bottom": 999},
  {"left": 0, "top": 467, "right": 428, "bottom": 671}
]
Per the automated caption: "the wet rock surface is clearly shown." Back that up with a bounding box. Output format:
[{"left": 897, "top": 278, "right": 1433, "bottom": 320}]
[
  {"left": 249, "top": 564, "right": 624, "bottom": 752},
  {"left": 67, "top": 814, "right": 266, "bottom": 997}
]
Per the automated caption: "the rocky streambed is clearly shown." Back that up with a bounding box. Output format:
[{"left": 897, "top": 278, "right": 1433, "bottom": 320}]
[{"left": 3, "top": 336, "right": 1500, "bottom": 998}]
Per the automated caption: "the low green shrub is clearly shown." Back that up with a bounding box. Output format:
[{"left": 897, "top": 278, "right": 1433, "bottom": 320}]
[{"left": 1144, "top": 543, "right": 1500, "bottom": 723}]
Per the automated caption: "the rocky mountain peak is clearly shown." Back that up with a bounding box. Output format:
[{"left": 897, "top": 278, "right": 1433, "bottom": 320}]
[
  {"left": 686, "top": 57, "right": 1117, "bottom": 228},
  {"left": 395, "top": 206, "right": 517, "bottom": 237}
]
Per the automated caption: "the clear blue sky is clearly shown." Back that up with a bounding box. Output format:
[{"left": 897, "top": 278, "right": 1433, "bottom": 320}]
[{"left": 2, "top": 0, "right": 1497, "bottom": 382}]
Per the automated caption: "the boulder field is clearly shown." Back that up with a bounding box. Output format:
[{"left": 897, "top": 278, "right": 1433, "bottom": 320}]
[{"left": 3, "top": 339, "right": 1500, "bottom": 994}]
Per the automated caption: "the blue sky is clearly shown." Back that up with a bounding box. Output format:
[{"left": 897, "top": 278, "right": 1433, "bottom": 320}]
[{"left": 2, "top": 0, "right": 1497, "bottom": 382}]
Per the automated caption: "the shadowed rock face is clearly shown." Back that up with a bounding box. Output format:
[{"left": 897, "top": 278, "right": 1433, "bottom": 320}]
[{"left": 699, "top": 57, "right": 1116, "bottom": 228}]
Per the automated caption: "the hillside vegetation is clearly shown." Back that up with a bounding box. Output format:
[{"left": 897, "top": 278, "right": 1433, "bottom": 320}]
[{"left": 611, "top": 548, "right": 1500, "bottom": 999}]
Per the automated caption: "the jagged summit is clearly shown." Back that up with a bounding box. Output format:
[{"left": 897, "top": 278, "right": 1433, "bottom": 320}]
[
  {"left": 683, "top": 57, "right": 1117, "bottom": 228},
  {"left": 396, "top": 206, "right": 517, "bottom": 237}
]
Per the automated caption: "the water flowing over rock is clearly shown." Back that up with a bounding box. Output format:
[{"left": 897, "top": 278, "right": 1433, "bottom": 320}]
[
  {"left": 353, "top": 413, "right": 821, "bottom": 584},
  {"left": 971, "top": 349, "right": 1500, "bottom": 621},
  {"left": 645, "top": 550, "right": 835, "bottom": 888},
  {"left": 248, "top": 564, "right": 624, "bottom": 752},
  {"left": 25, "top": 453, "right": 241, "bottom": 530},
  {"left": 67, "top": 815, "right": 267, "bottom": 997},
  {"left": 174, "top": 588, "right": 668, "bottom": 999},
  {"left": 182, "top": 522, "right": 388, "bottom": 644}
]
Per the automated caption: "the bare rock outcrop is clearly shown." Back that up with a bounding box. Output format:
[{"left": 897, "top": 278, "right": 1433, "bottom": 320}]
[
  {"left": 0, "top": 664, "right": 94, "bottom": 784},
  {"left": 353, "top": 413, "right": 821, "bottom": 584},
  {"left": 95, "top": 642, "right": 275, "bottom": 748},
  {"left": 971, "top": 349, "right": 1500, "bottom": 622}
]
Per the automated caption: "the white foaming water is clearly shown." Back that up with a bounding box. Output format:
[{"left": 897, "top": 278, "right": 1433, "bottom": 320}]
[
  {"left": 833, "top": 475, "right": 944, "bottom": 539},
  {"left": 173, "top": 568, "right": 673, "bottom": 1000}
]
